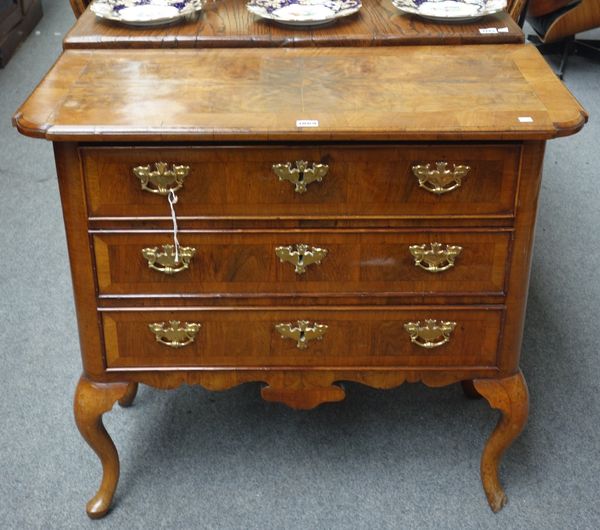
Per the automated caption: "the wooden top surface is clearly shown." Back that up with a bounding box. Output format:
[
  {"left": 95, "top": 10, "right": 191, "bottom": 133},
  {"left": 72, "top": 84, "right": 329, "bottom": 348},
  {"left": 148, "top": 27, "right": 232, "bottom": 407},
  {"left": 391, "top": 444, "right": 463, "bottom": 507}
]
[
  {"left": 63, "top": 1, "right": 524, "bottom": 49},
  {"left": 14, "top": 45, "right": 587, "bottom": 142}
]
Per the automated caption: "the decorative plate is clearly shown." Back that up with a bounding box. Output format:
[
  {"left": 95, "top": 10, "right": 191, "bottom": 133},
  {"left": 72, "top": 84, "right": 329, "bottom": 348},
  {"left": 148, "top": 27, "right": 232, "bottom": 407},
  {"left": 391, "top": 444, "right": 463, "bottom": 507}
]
[
  {"left": 391, "top": 0, "right": 506, "bottom": 22},
  {"left": 90, "top": 0, "right": 203, "bottom": 27},
  {"left": 246, "top": 0, "right": 362, "bottom": 26}
]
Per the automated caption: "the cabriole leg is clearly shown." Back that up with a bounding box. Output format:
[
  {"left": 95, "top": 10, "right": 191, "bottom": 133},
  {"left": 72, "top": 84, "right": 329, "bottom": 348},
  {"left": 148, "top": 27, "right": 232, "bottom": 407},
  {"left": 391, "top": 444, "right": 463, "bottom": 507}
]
[
  {"left": 73, "top": 376, "right": 129, "bottom": 519},
  {"left": 473, "top": 371, "right": 529, "bottom": 512}
]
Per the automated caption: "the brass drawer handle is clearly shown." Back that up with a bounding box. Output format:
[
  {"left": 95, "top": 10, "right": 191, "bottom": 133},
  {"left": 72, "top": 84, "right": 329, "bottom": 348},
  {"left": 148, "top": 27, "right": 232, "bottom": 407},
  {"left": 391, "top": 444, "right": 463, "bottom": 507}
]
[
  {"left": 409, "top": 243, "right": 462, "bottom": 273},
  {"left": 412, "top": 162, "right": 470, "bottom": 195},
  {"left": 133, "top": 162, "right": 189, "bottom": 195},
  {"left": 142, "top": 244, "right": 196, "bottom": 275},
  {"left": 148, "top": 320, "right": 201, "bottom": 348},
  {"left": 275, "top": 244, "right": 328, "bottom": 274},
  {"left": 275, "top": 320, "right": 328, "bottom": 350},
  {"left": 404, "top": 319, "right": 456, "bottom": 349},
  {"left": 272, "top": 160, "right": 328, "bottom": 194}
]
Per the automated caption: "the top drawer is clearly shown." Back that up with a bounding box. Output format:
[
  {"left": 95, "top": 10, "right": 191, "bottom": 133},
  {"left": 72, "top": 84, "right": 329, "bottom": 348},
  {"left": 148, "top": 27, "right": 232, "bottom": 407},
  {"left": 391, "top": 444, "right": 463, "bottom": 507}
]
[{"left": 81, "top": 145, "right": 521, "bottom": 220}]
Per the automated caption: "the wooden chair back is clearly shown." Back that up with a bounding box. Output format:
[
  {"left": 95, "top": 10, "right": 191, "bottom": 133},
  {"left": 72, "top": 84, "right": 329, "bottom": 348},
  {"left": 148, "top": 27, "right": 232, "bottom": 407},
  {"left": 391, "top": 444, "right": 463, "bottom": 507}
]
[
  {"left": 506, "top": 0, "right": 529, "bottom": 21},
  {"left": 70, "top": 0, "right": 87, "bottom": 18},
  {"left": 538, "top": 0, "right": 600, "bottom": 43}
]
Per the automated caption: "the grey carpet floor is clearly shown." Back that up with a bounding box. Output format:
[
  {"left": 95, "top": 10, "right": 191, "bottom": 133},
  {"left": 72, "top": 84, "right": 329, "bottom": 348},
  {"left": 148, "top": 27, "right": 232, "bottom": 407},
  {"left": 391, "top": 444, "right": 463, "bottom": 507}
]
[{"left": 1, "top": 2, "right": 599, "bottom": 529}]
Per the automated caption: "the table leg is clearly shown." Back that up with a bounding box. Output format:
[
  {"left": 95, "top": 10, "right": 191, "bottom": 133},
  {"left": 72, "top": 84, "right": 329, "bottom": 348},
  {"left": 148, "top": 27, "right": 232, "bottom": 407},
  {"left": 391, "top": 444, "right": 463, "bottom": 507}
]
[
  {"left": 473, "top": 371, "right": 529, "bottom": 512},
  {"left": 73, "top": 376, "right": 130, "bottom": 519}
]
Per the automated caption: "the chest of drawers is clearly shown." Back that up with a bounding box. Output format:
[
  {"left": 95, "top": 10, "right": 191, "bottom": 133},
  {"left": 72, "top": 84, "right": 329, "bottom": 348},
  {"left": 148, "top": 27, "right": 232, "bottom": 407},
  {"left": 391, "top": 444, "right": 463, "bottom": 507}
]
[{"left": 14, "top": 44, "right": 586, "bottom": 517}]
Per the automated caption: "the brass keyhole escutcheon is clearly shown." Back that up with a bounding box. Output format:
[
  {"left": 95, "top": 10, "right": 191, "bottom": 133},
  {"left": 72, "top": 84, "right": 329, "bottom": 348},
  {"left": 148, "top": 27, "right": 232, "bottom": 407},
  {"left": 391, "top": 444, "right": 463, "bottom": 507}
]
[
  {"left": 272, "top": 160, "right": 329, "bottom": 194},
  {"left": 275, "top": 320, "right": 328, "bottom": 350},
  {"left": 275, "top": 244, "right": 328, "bottom": 274}
]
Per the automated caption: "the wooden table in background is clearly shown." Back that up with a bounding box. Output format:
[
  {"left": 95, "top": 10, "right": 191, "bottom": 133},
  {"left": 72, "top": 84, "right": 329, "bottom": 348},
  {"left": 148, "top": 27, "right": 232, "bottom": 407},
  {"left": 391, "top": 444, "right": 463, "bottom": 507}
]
[{"left": 63, "top": 1, "right": 524, "bottom": 49}]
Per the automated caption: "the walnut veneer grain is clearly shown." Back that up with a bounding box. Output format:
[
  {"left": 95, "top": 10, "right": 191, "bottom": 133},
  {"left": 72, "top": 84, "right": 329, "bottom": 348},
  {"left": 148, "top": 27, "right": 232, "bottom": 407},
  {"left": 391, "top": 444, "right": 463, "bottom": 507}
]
[
  {"left": 81, "top": 144, "right": 521, "bottom": 219},
  {"left": 13, "top": 46, "right": 587, "bottom": 142},
  {"left": 101, "top": 306, "right": 503, "bottom": 369},
  {"left": 92, "top": 229, "right": 511, "bottom": 297}
]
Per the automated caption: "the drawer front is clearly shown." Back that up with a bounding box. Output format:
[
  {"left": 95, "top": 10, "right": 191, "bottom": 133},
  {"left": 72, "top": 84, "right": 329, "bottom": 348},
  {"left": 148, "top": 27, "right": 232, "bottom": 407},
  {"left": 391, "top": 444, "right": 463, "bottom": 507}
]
[
  {"left": 102, "top": 307, "right": 503, "bottom": 369},
  {"left": 93, "top": 230, "right": 511, "bottom": 297},
  {"left": 81, "top": 145, "right": 520, "bottom": 219}
]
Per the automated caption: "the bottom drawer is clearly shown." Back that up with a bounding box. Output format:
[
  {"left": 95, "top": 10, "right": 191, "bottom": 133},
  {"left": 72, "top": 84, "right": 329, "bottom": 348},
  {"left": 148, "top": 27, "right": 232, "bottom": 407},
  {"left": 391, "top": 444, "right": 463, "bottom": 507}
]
[{"left": 102, "top": 307, "right": 502, "bottom": 369}]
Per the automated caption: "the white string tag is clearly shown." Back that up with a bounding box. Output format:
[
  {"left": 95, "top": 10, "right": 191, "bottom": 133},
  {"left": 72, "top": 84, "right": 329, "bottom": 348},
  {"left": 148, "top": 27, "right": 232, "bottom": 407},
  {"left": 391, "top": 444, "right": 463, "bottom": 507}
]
[{"left": 167, "top": 190, "right": 180, "bottom": 263}]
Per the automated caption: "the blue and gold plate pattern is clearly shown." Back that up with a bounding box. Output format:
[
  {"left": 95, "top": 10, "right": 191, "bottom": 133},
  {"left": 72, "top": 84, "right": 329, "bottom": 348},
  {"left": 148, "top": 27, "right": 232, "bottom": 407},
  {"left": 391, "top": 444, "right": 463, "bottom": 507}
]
[
  {"left": 90, "top": 0, "right": 203, "bottom": 26},
  {"left": 246, "top": 0, "right": 362, "bottom": 26},
  {"left": 391, "top": 0, "right": 506, "bottom": 22}
]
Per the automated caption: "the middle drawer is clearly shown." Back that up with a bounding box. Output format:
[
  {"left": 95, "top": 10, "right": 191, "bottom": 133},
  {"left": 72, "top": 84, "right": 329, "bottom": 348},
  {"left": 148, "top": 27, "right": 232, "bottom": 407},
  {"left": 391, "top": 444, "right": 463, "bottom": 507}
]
[{"left": 92, "top": 230, "right": 511, "bottom": 297}]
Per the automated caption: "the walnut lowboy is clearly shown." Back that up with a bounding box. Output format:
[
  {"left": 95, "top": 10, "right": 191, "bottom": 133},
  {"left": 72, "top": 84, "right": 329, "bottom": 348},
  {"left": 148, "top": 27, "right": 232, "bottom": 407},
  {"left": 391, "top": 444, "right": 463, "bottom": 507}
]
[{"left": 13, "top": 46, "right": 587, "bottom": 518}]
